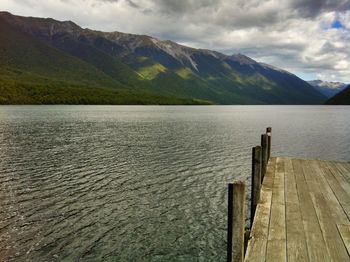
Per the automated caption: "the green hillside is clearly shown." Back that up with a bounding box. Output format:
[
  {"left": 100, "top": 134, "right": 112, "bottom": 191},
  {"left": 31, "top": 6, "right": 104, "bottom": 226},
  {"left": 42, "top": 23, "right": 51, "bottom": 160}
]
[{"left": 0, "top": 18, "right": 205, "bottom": 105}]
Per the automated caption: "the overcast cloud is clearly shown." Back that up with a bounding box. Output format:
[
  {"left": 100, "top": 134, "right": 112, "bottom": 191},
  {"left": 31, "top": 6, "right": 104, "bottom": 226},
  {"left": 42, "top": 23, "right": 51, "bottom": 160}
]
[{"left": 1, "top": 0, "right": 349, "bottom": 82}]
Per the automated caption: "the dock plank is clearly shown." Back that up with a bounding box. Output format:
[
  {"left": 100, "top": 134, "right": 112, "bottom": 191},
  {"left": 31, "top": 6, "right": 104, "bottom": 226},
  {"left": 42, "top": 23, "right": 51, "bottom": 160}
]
[
  {"left": 245, "top": 157, "right": 350, "bottom": 262},
  {"left": 337, "top": 224, "right": 350, "bottom": 256},
  {"left": 333, "top": 162, "right": 350, "bottom": 185},
  {"left": 324, "top": 161, "right": 350, "bottom": 194},
  {"left": 302, "top": 159, "right": 349, "bottom": 262},
  {"left": 309, "top": 160, "right": 349, "bottom": 225},
  {"left": 266, "top": 157, "right": 286, "bottom": 262},
  {"left": 284, "top": 158, "right": 308, "bottom": 262},
  {"left": 342, "top": 163, "right": 350, "bottom": 175},
  {"left": 310, "top": 192, "right": 350, "bottom": 261},
  {"left": 244, "top": 158, "right": 276, "bottom": 262},
  {"left": 291, "top": 159, "right": 331, "bottom": 261},
  {"left": 320, "top": 163, "right": 350, "bottom": 220}
]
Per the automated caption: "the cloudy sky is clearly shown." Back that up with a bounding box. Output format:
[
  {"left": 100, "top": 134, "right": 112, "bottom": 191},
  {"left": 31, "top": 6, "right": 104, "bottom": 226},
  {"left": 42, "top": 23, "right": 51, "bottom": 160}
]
[{"left": 1, "top": 0, "right": 350, "bottom": 82}]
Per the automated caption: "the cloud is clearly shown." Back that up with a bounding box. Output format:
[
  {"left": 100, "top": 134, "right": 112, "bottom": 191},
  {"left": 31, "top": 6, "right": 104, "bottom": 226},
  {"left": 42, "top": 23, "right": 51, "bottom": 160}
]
[
  {"left": 1, "top": 0, "right": 349, "bottom": 82},
  {"left": 291, "top": 0, "right": 350, "bottom": 18}
]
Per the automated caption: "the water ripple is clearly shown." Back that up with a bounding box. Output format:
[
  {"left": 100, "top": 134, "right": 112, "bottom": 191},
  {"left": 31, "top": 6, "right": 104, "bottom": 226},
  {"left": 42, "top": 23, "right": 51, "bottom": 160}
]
[{"left": 0, "top": 105, "right": 350, "bottom": 261}]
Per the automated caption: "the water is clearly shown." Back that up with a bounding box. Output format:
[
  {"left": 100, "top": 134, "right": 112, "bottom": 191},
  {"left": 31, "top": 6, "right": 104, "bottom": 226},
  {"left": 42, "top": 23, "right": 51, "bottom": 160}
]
[{"left": 0, "top": 105, "right": 349, "bottom": 261}]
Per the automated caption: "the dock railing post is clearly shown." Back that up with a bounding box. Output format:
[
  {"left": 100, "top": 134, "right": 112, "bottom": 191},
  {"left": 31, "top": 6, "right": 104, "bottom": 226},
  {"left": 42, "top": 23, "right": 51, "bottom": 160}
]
[
  {"left": 261, "top": 134, "right": 268, "bottom": 182},
  {"left": 266, "top": 127, "right": 272, "bottom": 161},
  {"left": 250, "top": 146, "right": 261, "bottom": 228},
  {"left": 227, "top": 182, "right": 245, "bottom": 262}
]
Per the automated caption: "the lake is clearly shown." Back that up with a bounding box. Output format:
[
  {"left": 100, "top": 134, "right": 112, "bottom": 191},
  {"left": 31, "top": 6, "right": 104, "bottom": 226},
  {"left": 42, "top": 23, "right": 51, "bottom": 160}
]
[{"left": 0, "top": 105, "right": 349, "bottom": 261}]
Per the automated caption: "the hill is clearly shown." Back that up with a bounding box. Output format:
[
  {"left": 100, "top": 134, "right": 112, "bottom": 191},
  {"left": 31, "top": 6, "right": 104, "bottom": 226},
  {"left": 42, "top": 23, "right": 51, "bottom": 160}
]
[
  {"left": 326, "top": 85, "right": 350, "bottom": 105},
  {"left": 0, "top": 11, "right": 327, "bottom": 105}
]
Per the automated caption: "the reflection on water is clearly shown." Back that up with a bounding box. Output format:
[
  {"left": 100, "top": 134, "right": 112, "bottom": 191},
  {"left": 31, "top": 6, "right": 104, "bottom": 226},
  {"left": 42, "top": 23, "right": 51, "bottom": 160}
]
[{"left": 0, "top": 105, "right": 349, "bottom": 261}]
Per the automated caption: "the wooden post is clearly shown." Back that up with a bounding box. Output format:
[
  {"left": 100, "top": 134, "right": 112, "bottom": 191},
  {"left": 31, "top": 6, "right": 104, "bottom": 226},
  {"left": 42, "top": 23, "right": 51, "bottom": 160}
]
[
  {"left": 266, "top": 127, "right": 272, "bottom": 160},
  {"left": 250, "top": 146, "right": 261, "bottom": 227},
  {"left": 227, "top": 182, "right": 246, "bottom": 262},
  {"left": 244, "top": 229, "right": 250, "bottom": 255},
  {"left": 261, "top": 134, "right": 268, "bottom": 182}
]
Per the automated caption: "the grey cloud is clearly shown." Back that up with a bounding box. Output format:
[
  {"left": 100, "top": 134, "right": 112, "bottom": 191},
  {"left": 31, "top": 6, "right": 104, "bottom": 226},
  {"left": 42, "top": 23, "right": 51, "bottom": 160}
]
[
  {"left": 125, "top": 0, "right": 140, "bottom": 8},
  {"left": 291, "top": 0, "right": 350, "bottom": 18},
  {"left": 151, "top": 0, "right": 219, "bottom": 14},
  {"left": 98, "top": 0, "right": 140, "bottom": 8}
]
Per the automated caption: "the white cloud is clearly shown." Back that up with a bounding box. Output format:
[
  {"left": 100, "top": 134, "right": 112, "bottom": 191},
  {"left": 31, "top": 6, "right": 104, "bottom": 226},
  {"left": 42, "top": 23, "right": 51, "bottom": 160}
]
[{"left": 1, "top": 0, "right": 349, "bottom": 83}]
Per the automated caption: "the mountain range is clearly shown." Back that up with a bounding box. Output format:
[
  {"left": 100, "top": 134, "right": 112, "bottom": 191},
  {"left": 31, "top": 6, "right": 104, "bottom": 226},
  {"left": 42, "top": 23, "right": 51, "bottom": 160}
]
[
  {"left": 0, "top": 11, "right": 328, "bottom": 105},
  {"left": 307, "top": 80, "right": 347, "bottom": 99}
]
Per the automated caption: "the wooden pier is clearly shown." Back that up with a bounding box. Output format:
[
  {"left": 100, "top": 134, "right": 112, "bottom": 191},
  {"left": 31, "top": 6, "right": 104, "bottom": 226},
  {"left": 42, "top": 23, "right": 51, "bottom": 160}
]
[{"left": 227, "top": 128, "right": 350, "bottom": 262}]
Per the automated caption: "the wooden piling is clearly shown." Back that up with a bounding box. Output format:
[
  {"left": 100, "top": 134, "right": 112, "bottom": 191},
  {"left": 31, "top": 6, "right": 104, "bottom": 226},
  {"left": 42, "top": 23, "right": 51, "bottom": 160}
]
[
  {"left": 266, "top": 127, "right": 272, "bottom": 160},
  {"left": 227, "top": 182, "right": 246, "bottom": 262},
  {"left": 250, "top": 146, "right": 262, "bottom": 227},
  {"left": 261, "top": 134, "right": 268, "bottom": 182},
  {"left": 244, "top": 229, "right": 251, "bottom": 255}
]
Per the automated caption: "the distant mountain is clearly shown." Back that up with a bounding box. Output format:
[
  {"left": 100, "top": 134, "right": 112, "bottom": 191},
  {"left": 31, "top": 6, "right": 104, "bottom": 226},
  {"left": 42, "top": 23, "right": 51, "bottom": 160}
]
[
  {"left": 0, "top": 11, "right": 326, "bottom": 104},
  {"left": 326, "top": 85, "right": 350, "bottom": 105},
  {"left": 308, "top": 80, "right": 347, "bottom": 98}
]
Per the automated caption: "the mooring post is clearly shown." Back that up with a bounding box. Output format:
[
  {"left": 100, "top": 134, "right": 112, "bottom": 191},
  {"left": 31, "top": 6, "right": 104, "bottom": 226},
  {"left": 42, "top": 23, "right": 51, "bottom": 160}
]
[
  {"left": 250, "top": 146, "right": 262, "bottom": 228},
  {"left": 244, "top": 229, "right": 250, "bottom": 255},
  {"left": 227, "top": 182, "right": 246, "bottom": 262},
  {"left": 261, "top": 134, "right": 268, "bottom": 182},
  {"left": 266, "top": 127, "right": 272, "bottom": 160}
]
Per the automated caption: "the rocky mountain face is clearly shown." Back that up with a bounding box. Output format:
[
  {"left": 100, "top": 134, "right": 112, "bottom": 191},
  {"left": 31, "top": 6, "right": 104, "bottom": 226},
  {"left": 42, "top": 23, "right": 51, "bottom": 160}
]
[
  {"left": 0, "top": 11, "right": 327, "bottom": 104},
  {"left": 308, "top": 80, "right": 347, "bottom": 98}
]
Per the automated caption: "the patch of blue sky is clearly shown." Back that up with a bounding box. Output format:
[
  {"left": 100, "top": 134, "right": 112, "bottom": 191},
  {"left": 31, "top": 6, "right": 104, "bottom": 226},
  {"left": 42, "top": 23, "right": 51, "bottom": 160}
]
[
  {"left": 295, "top": 72, "right": 317, "bottom": 81},
  {"left": 331, "top": 20, "right": 344, "bottom": 29}
]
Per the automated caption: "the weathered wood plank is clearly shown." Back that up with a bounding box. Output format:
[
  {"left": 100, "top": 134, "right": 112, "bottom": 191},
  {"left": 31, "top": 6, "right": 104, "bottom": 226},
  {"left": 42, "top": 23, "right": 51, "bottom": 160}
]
[
  {"left": 333, "top": 162, "right": 350, "bottom": 185},
  {"left": 245, "top": 156, "right": 350, "bottom": 262},
  {"left": 309, "top": 160, "right": 349, "bottom": 225},
  {"left": 310, "top": 192, "right": 350, "bottom": 261},
  {"left": 326, "top": 162, "right": 350, "bottom": 197},
  {"left": 284, "top": 158, "right": 308, "bottom": 262},
  {"left": 244, "top": 158, "right": 276, "bottom": 262},
  {"left": 263, "top": 157, "right": 276, "bottom": 190},
  {"left": 266, "top": 157, "right": 286, "bottom": 262},
  {"left": 341, "top": 162, "right": 350, "bottom": 176},
  {"left": 243, "top": 190, "right": 272, "bottom": 262},
  {"left": 292, "top": 159, "right": 331, "bottom": 261},
  {"left": 341, "top": 163, "right": 350, "bottom": 183},
  {"left": 320, "top": 163, "right": 350, "bottom": 220},
  {"left": 302, "top": 160, "right": 350, "bottom": 260},
  {"left": 337, "top": 224, "right": 350, "bottom": 256}
]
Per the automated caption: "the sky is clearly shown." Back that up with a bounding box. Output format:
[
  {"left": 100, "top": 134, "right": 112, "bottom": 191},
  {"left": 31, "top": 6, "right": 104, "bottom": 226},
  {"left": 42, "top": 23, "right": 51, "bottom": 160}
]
[{"left": 1, "top": 0, "right": 350, "bottom": 83}]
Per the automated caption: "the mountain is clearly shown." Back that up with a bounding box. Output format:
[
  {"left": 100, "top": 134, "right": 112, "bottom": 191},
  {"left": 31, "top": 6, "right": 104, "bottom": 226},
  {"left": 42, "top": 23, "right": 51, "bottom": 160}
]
[
  {"left": 0, "top": 13, "right": 203, "bottom": 104},
  {"left": 326, "top": 85, "right": 350, "bottom": 105},
  {"left": 0, "top": 11, "right": 326, "bottom": 105},
  {"left": 308, "top": 80, "right": 347, "bottom": 98}
]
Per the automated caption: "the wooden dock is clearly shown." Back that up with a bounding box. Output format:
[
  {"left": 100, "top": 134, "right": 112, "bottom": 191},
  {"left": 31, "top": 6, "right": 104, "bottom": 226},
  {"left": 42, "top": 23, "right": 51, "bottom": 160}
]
[
  {"left": 227, "top": 128, "right": 350, "bottom": 262},
  {"left": 245, "top": 157, "right": 350, "bottom": 262}
]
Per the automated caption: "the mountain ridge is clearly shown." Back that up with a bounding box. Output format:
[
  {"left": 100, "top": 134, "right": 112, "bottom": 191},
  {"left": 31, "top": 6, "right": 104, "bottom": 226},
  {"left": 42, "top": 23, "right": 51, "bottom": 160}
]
[
  {"left": 0, "top": 11, "right": 327, "bottom": 105},
  {"left": 308, "top": 80, "right": 347, "bottom": 99}
]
